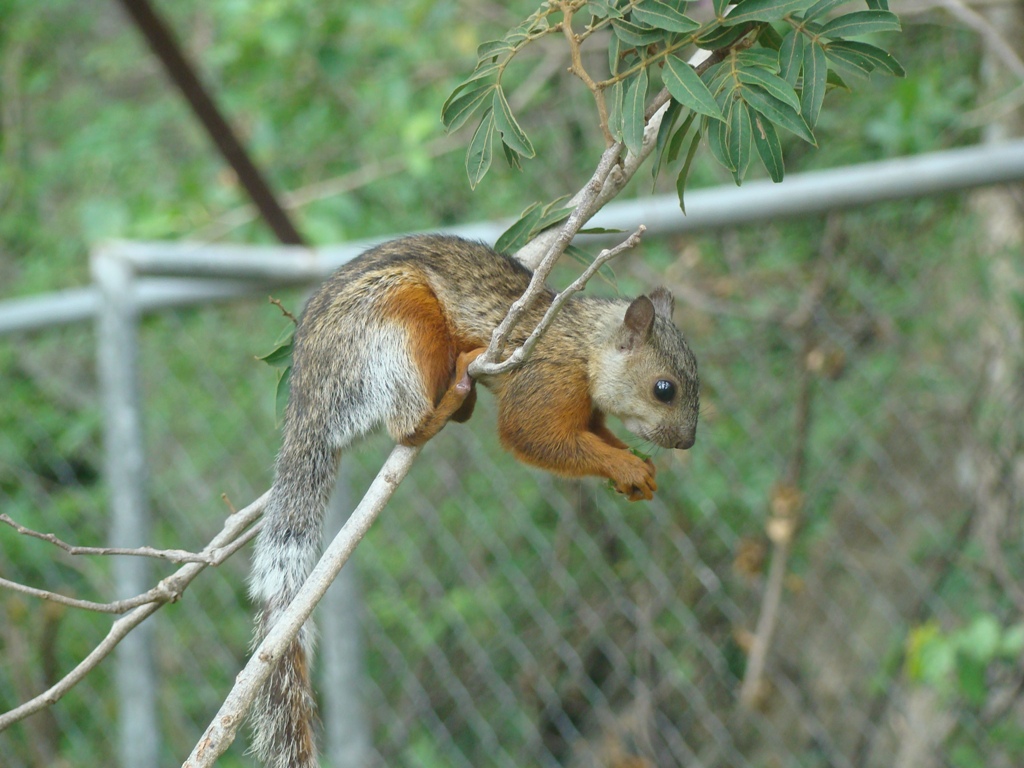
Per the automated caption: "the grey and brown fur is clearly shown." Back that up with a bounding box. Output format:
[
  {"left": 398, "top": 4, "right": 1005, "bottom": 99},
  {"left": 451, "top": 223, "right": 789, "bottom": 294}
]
[{"left": 249, "top": 234, "right": 699, "bottom": 767}]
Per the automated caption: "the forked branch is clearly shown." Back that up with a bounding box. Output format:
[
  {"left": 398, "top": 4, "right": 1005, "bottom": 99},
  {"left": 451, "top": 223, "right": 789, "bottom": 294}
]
[{"left": 0, "top": 492, "right": 268, "bottom": 731}]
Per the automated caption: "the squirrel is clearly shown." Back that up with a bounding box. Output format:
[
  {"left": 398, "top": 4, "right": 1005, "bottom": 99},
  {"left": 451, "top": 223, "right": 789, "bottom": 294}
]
[{"left": 248, "top": 233, "right": 699, "bottom": 768}]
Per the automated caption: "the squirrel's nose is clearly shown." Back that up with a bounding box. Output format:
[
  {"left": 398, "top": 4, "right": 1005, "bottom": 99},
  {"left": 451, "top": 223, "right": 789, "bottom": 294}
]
[{"left": 675, "top": 428, "right": 696, "bottom": 450}]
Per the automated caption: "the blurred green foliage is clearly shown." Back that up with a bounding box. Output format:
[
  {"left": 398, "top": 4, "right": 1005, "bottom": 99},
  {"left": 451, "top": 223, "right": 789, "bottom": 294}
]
[{"left": 1, "top": 0, "right": 1020, "bottom": 766}]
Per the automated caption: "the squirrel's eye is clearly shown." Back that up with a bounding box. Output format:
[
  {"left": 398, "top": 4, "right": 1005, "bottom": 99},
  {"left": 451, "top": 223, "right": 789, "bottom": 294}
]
[{"left": 653, "top": 379, "right": 676, "bottom": 403}]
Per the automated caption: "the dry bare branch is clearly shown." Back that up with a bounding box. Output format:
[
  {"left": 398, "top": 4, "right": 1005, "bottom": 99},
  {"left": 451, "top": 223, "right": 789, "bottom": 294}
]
[
  {"left": 1, "top": 513, "right": 222, "bottom": 564},
  {"left": 483, "top": 225, "right": 647, "bottom": 377},
  {"left": 738, "top": 221, "right": 837, "bottom": 709},
  {"left": 182, "top": 445, "right": 420, "bottom": 767},
  {"left": 0, "top": 492, "right": 268, "bottom": 732}
]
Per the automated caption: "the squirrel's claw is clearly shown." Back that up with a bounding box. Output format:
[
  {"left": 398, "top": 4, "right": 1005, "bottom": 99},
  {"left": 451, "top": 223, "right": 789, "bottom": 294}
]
[{"left": 612, "top": 455, "right": 657, "bottom": 501}]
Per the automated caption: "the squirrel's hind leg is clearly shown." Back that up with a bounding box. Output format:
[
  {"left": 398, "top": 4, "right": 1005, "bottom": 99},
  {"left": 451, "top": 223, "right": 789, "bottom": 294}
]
[
  {"left": 377, "top": 280, "right": 481, "bottom": 446},
  {"left": 401, "top": 348, "right": 485, "bottom": 446}
]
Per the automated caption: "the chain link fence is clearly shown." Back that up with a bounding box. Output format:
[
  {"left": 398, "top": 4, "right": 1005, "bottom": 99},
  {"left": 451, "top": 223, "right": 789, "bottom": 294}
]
[{"left": 2, "top": 164, "right": 1024, "bottom": 767}]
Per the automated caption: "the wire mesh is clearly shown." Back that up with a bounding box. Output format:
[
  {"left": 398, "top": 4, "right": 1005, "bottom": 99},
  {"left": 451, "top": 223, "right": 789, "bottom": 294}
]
[{"left": 2, "top": 193, "right": 1024, "bottom": 768}]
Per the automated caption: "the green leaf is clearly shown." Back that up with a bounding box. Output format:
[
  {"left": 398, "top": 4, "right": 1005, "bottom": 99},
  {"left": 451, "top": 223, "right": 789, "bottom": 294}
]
[
  {"left": 724, "top": 0, "right": 811, "bottom": 25},
  {"left": 800, "top": 40, "right": 827, "bottom": 128},
  {"left": 653, "top": 99, "right": 682, "bottom": 182},
  {"left": 663, "top": 56, "right": 725, "bottom": 119},
  {"left": 906, "top": 622, "right": 950, "bottom": 684},
  {"left": 818, "top": 9, "right": 901, "bottom": 37},
  {"left": 828, "top": 40, "right": 905, "bottom": 76},
  {"left": 500, "top": 140, "right": 523, "bottom": 170},
  {"left": 476, "top": 39, "right": 513, "bottom": 62},
  {"left": 749, "top": 105, "right": 784, "bottom": 181},
  {"left": 503, "top": 20, "right": 536, "bottom": 46},
  {"left": 866, "top": 0, "right": 889, "bottom": 10},
  {"left": 607, "top": 80, "right": 625, "bottom": 141},
  {"left": 999, "top": 623, "right": 1024, "bottom": 657},
  {"left": 536, "top": 203, "right": 574, "bottom": 231},
  {"left": 274, "top": 365, "right": 292, "bottom": 424},
  {"left": 492, "top": 88, "right": 535, "bottom": 158},
  {"left": 701, "top": 60, "right": 730, "bottom": 91},
  {"left": 633, "top": 0, "right": 700, "bottom": 33},
  {"left": 566, "top": 244, "right": 619, "bottom": 288},
  {"left": 441, "top": 84, "right": 495, "bottom": 132},
  {"left": 467, "top": 58, "right": 503, "bottom": 83},
  {"left": 742, "top": 84, "right": 816, "bottom": 144},
  {"left": 611, "top": 17, "right": 664, "bottom": 46},
  {"left": 590, "top": 1, "right": 626, "bottom": 19},
  {"left": 823, "top": 41, "right": 873, "bottom": 76},
  {"left": 705, "top": 109, "right": 735, "bottom": 172},
  {"left": 737, "top": 68, "right": 801, "bottom": 111},
  {"left": 955, "top": 653, "right": 988, "bottom": 706},
  {"left": 737, "top": 49, "right": 782, "bottom": 71},
  {"left": 728, "top": 96, "right": 752, "bottom": 184},
  {"left": 960, "top": 615, "right": 1001, "bottom": 662},
  {"left": 623, "top": 68, "right": 649, "bottom": 156},
  {"left": 676, "top": 128, "right": 702, "bottom": 213},
  {"left": 466, "top": 108, "right": 495, "bottom": 189},
  {"left": 804, "top": 0, "right": 854, "bottom": 20},
  {"left": 495, "top": 203, "right": 543, "bottom": 253},
  {"left": 779, "top": 29, "right": 805, "bottom": 85},
  {"left": 757, "top": 23, "right": 785, "bottom": 49},
  {"left": 695, "top": 21, "right": 751, "bottom": 48},
  {"left": 563, "top": 243, "right": 590, "bottom": 265},
  {"left": 667, "top": 110, "right": 697, "bottom": 163},
  {"left": 827, "top": 68, "right": 850, "bottom": 90},
  {"left": 577, "top": 227, "right": 626, "bottom": 235},
  {"left": 258, "top": 337, "right": 294, "bottom": 368},
  {"left": 712, "top": 0, "right": 731, "bottom": 18},
  {"left": 608, "top": 31, "right": 624, "bottom": 75}
]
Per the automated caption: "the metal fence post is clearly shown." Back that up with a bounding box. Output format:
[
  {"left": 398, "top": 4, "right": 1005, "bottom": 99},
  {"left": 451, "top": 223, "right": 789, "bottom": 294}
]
[
  {"left": 92, "top": 246, "right": 160, "bottom": 768},
  {"left": 320, "top": 431, "right": 372, "bottom": 766}
]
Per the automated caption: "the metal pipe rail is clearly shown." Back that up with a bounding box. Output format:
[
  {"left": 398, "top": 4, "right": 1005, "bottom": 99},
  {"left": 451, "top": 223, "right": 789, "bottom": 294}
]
[{"left": 2, "top": 138, "right": 1023, "bottom": 337}]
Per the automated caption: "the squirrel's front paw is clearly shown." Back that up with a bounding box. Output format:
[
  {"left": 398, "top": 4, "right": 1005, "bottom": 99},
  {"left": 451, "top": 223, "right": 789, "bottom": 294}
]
[{"left": 611, "top": 455, "right": 657, "bottom": 501}]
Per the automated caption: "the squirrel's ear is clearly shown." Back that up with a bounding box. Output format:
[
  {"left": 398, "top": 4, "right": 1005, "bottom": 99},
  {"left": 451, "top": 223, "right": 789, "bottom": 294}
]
[
  {"left": 619, "top": 295, "right": 655, "bottom": 352},
  {"left": 648, "top": 287, "right": 674, "bottom": 319}
]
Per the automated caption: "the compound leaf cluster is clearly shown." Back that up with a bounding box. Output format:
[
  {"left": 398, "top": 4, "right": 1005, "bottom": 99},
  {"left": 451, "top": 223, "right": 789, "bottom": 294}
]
[{"left": 442, "top": 0, "right": 903, "bottom": 235}]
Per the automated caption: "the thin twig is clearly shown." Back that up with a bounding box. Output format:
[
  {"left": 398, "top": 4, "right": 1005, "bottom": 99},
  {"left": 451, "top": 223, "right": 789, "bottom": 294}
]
[
  {"left": 484, "top": 225, "right": 646, "bottom": 376},
  {"left": 474, "top": 49, "right": 720, "bottom": 376},
  {"left": 471, "top": 142, "right": 624, "bottom": 375},
  {"left": 268, "top": 297, "right": 298, "bottom": 325},
  {"left": 560, "top": 1, "right": 612, "bottom": 144},
  {"left": 737, "top": 219, "right": 836, "bottom": 709},
  {"left": 0, "top": 522, "right": 261, "bottom": 615},
  {"left": 926, "top": 0, "right": 1024, "bottom": 81},
  {"left": 182, "top": 446, "right": 420, "bottom": 767},
  {"left": 1, "top": 513, "right": 220, "bottom": 564},
  {"left": 0, "top": 492, "right": 268, "bottom": 731},
  {"left": 0, "top": 577, "right": 161, "bottom": 615}
]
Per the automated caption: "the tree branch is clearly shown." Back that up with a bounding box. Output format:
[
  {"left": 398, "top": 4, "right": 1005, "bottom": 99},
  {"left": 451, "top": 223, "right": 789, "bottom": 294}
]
[
  {"left": 0, "top": 521, "right": 261, "bottom": 616},
  {"left": 560, "top": 1, "right": 612, "bottom": 144},
  {"left": 482, "top": 225, "right": 646, "bottom": 377},
  {"left": 737, "top": 218, "right": 836, "bottom": 709},
  {"left": 0, "top": 492, "right": 268, "bottom": 731},
  {"left": 182, "top": 445, "right": 421, "bottom": 767},
  {"left": 470, "top": 51, "right": 716, "bottom": 377},
  {"left": 0, "top": 513, "right": 233, "bottom": 564}
]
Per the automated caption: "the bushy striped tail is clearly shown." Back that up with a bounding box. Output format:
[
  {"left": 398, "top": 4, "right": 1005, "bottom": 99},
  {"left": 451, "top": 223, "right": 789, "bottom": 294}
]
[
  {"left": 249, "top": 610, "right": 319, "bottom": 768},
  {"left": 248, "top": 433, "right": 340, "bottom": 768}
]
